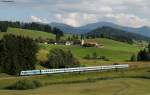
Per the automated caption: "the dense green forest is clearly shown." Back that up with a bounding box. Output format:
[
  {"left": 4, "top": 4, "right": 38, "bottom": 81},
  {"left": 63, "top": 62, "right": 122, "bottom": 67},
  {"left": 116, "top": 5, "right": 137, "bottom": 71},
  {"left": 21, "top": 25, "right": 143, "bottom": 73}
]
[{"left": 0, "top": 34, "right": 38, "bottom": 75}]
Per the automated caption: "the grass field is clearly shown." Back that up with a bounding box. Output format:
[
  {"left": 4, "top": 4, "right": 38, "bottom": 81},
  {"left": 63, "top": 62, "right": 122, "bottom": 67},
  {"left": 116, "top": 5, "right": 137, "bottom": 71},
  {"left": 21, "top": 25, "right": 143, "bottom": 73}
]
[
  {"left": 0, "top": 28, "right": 149, "bottom": 95},
  {"left": 0, "top": 78, "right": 149, "bottom": 95},
  {"left": 0, "top": 67, "right": 150, "bottom": 95},
  {"left": 0, "top": 27, "right": 142, "bottom": 62},
  {"left": 40, "top": 38, "right": 141, "bottom": 61}
]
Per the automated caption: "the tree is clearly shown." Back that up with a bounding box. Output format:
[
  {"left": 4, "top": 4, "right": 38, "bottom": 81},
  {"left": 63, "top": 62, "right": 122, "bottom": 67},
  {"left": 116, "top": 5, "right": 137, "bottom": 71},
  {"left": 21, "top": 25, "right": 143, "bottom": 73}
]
[
  {"left": 0, "top": 23, "right": 8, "bottom": 32},
  {"left": 92, "top": 52, "right": 97, "bottom": 59},
  {"left": 131, "top": 54, "right": 137, "bottom": 61},
  {"left": 0, "top": 34, "right": 38, "bottom": 75},
  {"left": 84, "top": 54, "right": 91, "bottom": 59},
  {"left": 148, "top": 43, "right": 150, "bottom": 52},
  {"left": 42, "top": 49, "right": 80, "bottom": 69},
  {"left": 53, "top": 28, "right": 64, "bottom": 42},
  {"left": 137, "top": 49, "right": 150, "bottom": 61},
  {"left": 0, "top": 21, "right": 53, "bottom": 34}
]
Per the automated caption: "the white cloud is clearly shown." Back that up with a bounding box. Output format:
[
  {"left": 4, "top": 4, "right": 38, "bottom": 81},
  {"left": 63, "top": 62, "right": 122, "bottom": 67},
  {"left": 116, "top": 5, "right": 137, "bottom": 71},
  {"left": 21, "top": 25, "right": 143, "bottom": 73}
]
[
  {"left": 54, "top": 13, "right": 99, "bottom": 27},
  {"left": 99, "top": 6, "right": 113, "bottom": 12},
  {"left": 55, "top": 13, "right": 80, "bottom": 27},
  {"left": 51, "top": 0, "right": 150, "bottom": 27},
  {"left": 30, "top": 16, "right": 42, "bottom": 22},
  {"left": 1, "top": 0, "right": 150, "bottom": 27},
  {"left": 105, "top": 13, "right": 150, "bottom": 27}
]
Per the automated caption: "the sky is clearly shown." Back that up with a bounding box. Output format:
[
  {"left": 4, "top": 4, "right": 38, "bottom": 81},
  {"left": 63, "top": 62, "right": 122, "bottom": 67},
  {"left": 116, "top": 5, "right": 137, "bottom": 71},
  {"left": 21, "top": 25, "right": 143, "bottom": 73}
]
[{"left": 0, "top": 0, "right": 150, "bottom": 27}]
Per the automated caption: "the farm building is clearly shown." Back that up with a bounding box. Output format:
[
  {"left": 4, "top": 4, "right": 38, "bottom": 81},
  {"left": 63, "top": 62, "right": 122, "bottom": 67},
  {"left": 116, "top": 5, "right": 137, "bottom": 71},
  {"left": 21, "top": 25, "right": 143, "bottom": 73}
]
[
  {"left": 81, "top": 39, "right": 103, "bottom": 48},
  {"left": 65, "top": 41, "right": 73, "bottom": 46}
]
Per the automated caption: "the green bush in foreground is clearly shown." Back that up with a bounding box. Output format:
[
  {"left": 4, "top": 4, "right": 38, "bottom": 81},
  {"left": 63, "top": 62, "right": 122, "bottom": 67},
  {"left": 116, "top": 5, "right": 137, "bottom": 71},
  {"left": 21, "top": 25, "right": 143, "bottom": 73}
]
[
  {"left": 43, "top": 49, "right": 80, "bottom": 69},
  {"left": 6, "top": 79, "right": 43, "bottom": 90}
]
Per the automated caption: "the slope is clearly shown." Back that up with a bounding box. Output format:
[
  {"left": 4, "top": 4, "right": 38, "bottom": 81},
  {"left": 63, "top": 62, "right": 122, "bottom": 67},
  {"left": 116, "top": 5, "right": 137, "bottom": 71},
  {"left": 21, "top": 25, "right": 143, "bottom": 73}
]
[{"left": 0, "top": 27, "right": 55, "bottom": 39}]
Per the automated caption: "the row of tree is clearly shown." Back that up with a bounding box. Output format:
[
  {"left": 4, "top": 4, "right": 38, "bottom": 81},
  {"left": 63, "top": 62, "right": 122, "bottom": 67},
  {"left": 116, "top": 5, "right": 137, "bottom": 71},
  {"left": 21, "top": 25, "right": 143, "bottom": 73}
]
[
  {"left": 0, "top": 34, "right": 38, "bottom": 75},
  {"left": 0, "top": 21, "right": 52, "bottom": 33},
  {"left": 131, "top": 43, "right": 150, "bottom": 61},
  {"left": 0, "top": 21, "right": 64, "bottom": 41}
]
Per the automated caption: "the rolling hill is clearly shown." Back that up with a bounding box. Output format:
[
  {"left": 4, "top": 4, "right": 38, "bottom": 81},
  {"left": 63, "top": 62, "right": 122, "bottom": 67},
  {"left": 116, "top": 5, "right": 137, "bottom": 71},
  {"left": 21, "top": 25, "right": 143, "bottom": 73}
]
[
  {"left": 40, "top": 38, "right": 141, "bottom": 61},
  {"left": 50, "top": 22, "right": 150, "bottom": 37},
  {"left": 0, "top": 27, "right": 55, "bottom": 39},
  {"left": 0, "top": 27, "right": 142, "bottom": 62},
  {"left": 86, "top": 26, "right": 150, "bottom": 43},
  {"left": 0, "top": 27, "right": 70, "bottom": 40}
]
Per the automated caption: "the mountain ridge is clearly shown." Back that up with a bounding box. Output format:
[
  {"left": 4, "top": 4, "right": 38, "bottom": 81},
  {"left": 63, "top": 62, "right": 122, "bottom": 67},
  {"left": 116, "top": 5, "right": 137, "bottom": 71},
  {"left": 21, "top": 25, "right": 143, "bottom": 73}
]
[{"left": 50, "top": 22, "right": 150, "bottom": 37}]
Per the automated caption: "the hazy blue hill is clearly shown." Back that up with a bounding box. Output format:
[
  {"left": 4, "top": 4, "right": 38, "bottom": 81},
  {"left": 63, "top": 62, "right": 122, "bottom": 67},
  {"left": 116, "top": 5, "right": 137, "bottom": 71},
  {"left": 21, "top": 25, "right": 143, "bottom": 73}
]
[
  {"left": 50, "top": 22, "right": 150, "bottom": 37},
  {"left": 86, "top": 26, "right": 150, "bottom": 43}
]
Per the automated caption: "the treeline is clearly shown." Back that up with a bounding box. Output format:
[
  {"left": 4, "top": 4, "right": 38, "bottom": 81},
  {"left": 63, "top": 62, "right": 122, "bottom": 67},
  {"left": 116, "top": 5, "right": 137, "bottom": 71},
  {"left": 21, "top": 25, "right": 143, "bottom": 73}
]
[
  {"left": 0, "top": 21, "right": 52, "bottom": 32},
  {"left": 131, "top": 43, "right": 150, "bottom": 61},
  {"left": 86, "top": 26, "right": 150, "bottom": 44},
  {"left": 0, "top": 34, "right": 38, "bottom": 75},
  {"left": 0, "top": 21, "right": 63, "bottom": 37}
]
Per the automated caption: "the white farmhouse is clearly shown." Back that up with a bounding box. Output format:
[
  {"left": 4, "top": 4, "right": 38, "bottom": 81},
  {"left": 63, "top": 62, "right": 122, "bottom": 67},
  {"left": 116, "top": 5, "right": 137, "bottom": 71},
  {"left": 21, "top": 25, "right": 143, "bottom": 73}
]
[{"left": 65, "top": 41, "right": 72, "bottom": 46}]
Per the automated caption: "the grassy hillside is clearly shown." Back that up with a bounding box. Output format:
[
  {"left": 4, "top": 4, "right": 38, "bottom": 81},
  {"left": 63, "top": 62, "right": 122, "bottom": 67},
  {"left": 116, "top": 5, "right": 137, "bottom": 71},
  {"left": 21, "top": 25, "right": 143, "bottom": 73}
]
[
  {"left": 0, "top": 27, "right": 71, "bottom": 39},
  {"left": 0, "top": 27, "right": 55, "bottom": 39},
  {"left": 40, "top": 38, "right": 141, "bottom": 61},
  {"left": 0, "top": 28, "right": 143, "bottom": 62}
]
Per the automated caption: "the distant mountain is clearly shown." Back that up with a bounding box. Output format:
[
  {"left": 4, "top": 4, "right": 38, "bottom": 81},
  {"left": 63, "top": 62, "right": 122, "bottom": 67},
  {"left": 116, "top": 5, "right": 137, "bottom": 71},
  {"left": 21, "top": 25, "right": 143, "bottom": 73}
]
[
  {"left": 50, "top": 22, "right": 150, "bottom": 37},
  {"left": 50, "top": 22, "right": 81, "bottom": 34},
  {"left": 86, "top": 26, "right": 150, "bottom": 43}
]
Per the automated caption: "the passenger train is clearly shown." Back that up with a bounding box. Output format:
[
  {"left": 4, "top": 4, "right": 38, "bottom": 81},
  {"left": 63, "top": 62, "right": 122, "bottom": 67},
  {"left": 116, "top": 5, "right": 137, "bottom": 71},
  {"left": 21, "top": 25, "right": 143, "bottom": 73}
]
[{"left": 20, "top": 64, "right": 129, "bottom": 76}]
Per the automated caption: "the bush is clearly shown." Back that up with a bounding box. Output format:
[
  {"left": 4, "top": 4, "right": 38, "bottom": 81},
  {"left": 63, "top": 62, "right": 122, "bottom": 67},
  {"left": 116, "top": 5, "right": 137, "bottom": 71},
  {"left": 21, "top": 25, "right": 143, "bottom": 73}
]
[
  {"left": 36, "top": 49, "right": 49, "bottom": 64},
  {"left": 84, "top": 53, "right": 109, "bottom": 61},
  {"left": 43, "top": 49, "right": 80, "bottom": 69},
  {"left": 6, "top": 79, "right": 43, "bottom": 90}
]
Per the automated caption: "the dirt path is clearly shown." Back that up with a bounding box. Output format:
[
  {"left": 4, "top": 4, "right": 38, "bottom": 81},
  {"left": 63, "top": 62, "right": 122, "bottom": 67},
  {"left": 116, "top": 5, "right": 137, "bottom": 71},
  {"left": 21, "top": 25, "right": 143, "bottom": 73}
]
[{"left": 112, "top": 81, "right": 130, "bottom": 95}]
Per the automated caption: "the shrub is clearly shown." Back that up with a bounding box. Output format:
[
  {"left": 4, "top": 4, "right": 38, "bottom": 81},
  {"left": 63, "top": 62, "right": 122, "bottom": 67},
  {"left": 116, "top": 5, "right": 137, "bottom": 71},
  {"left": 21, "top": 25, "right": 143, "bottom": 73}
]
[
  {"left": 6, "top": 79, "right": 43, "bottom": 90},
  {"left": 43, "top": 49, "right": 80, "bottom": 69},
  {"left": 36, "top": 49, "right": 49, "bottom": 64},
  {"left": 32, "top": 80, "right": 43, "bottom": 87},
  {"left": 84, "top": 54, "right": 109, "bottom": 61}
]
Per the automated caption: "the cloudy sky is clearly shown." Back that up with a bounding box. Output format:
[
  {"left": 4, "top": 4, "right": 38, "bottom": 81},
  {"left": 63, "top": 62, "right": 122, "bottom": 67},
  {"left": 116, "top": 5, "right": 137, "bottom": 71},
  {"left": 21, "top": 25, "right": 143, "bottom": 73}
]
[{"left": 0, "top": 0, "right": 150, "bottom": 27}]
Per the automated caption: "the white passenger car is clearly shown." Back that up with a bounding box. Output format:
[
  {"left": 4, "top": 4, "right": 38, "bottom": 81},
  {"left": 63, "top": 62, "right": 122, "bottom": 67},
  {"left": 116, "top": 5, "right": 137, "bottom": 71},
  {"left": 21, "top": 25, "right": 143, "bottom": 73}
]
[
  {"left": 20, "top": 70, "right": 41, "bottom": 76},
  {"left": 20, "top": 64, "right": 129, "bottom": 76}
]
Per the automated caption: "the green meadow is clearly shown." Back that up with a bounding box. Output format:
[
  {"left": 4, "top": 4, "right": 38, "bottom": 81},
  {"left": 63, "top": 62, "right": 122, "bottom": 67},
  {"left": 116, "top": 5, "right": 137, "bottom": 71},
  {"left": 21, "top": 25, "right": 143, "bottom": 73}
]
[
  {"left": 0, "top": 67, "right": 150, "bottom": 95},
  {"left": 40, "top": 38, "right": 141, "bottom": 61},
  {"left": 0, "top": 27, "right": 149, "bottom": 95}
]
